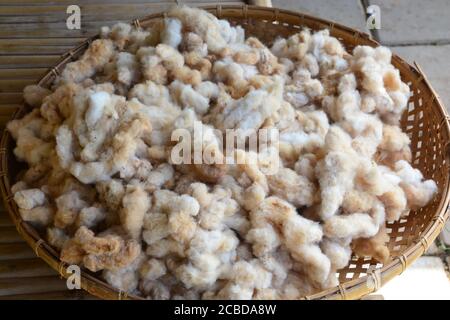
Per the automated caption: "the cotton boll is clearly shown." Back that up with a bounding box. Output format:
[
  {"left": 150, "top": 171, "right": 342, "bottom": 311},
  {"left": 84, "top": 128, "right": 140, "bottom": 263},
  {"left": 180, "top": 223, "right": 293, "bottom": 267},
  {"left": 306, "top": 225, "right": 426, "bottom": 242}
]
[
  {"left": 142, "top": 163, "right": 174, "bottom": 190},
  {"left": 115, "top": 52, "right": 140, "bottom": 87},
  {"left": 189, "top": 183, "right": 239, "bottom": 230},
  {"left": 342, "top": 190, "right": 375, "bottom": 214},
  {"left": 267, "top": 167, "right": 316, "bottom": 207},
  {"left": 377, "top": 125, "right": 412, "bottom": 168},
  {"left": 292, "top": 69, "right": 324, "bottom": 98},
  {"left": 168, "top": 210, "right": 197, "bottom": 243},
  {"left": 101, "top": 22, "right": 131, "bottom": 49},
  {"left": 170, "top": 80, "right": 210, "bottom": 115},
  {"left": 213, "top": 58, "right": 248, "bottom": 93},
  {"left": 379, "top": 185, "right": 408, "bottom": 221},
  {"left": 7, "top": 114, "right": 54, "bottom": 166},
  {"left": 321, "top": 238, "right": 352, "bottom": 270},
  {"left": 219, "top": 19, "right": 245, "bottom": 44},
  {"left": 215, "top": 78, "right": 283, "bottom": 131},
  {"left": 20, "top": 206, "right": 54, "bottom": 227},
  {"left": 352, "top": 225, "right": 390, "bottom": 263},
  {"left": 96, "top": 179, "right": 125, "bottom": 213},
  {"left": 168, "top": 6, "right": 228, "bottom": 54},
  {"left": 146, "top": 239, "right": 185, "bottom": 258},
  {"left": 14, "top": 188, "right": 46, "bottom": 210},
  {"left": 140, "top": 280, "right": 171, "bottom": 299},
  {"left": 142, "top": 213, "right": 169, "bottom": 245},
  {"left": 177, "top": 229, "right": 239, "bottom": 289},
  {"left": 54, "top": 190, "right": 88, "bottom": 228},
  {"left": 144, "top": 189, "right": 200, "bottom": 244},
  {"left": 247, "top": 196, "right": 329, "bottom": 286},
  {"left": 55, "top": 125, "right": 75, "bottom": 169},
  {"left": 323, "top": 211, "right": 382, "bottom": 239},
  {"left": 161, "top": 18, "right": 182, "bottom": 48},
  {"left": 195, "top": 81, "right": 220, "bottom": 100},
  {"left": 128, "top": 80, "right": 171, "bottom": 107},
  {"left": 316, "top": 151, "right": 356, "bottom": 219},
  {"left": 136, "top": 47, "right": 168, "bottom": 84},
  {"left": 290, "top": 244, "right": 331, "bottom": 286},
  {"left": 103, "top": 254, "right": 145, "bottom": 293},
  {"left": 47, "top": 227, "right": 69, "bottom": 250},
  {"left": 120, "top": 185, "right": 150, "bottom": 239},
  {"left": 283, "top": 214, "right": 323, "bottom": 245},
  {"left": 59, "top": 39, "right": 115, "bottom": 84},
  {"left": 77, "top": 206, "right": 106, "bottom": 229},
  {"left": 23, "top": 85, "right": 52, "bottom": 108},
  {"left": 61, "top": 226, "right": 141, "bottom": 273},
  {"left": 242, "top": 182, "right": 266, "bottom": 211},
  {"left": 140, "top": 258, "right": 167, "bottom": 281},
  {"left": 246, "top": 225, "right": 280, "bottom": 257},
  {"left": 271, "top": 30, "right": 311, "bottom": 61},
  {"left": 231, "top": 260, "right": 272, "bottom": 290},
  {"left": 86, "top": 91, "right": 110, "bottom": 128},
  {"left": 11, "top": 181, "right": 28, "bottom": 194},
  {"left": 351, "top": 45, "right": 410, "bottom": 124},
  {"left": 294, "top": 154, "right": 318, "bottom": 181},
  {"left": 183, "top": 32, "right": 208, "bottom": 56},
  {"left": 394, "top": 160, "right": 438, "bottom": 208},
  {"left": 184, "top": 51, "right": 213, "bottom": 80}
]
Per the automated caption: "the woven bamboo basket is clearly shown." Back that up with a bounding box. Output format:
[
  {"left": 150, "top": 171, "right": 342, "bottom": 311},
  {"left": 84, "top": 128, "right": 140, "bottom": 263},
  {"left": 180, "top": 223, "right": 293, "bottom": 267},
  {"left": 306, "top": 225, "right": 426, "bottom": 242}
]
[{"left": 1, "top": 5, "right": 449, "bottom": 300}]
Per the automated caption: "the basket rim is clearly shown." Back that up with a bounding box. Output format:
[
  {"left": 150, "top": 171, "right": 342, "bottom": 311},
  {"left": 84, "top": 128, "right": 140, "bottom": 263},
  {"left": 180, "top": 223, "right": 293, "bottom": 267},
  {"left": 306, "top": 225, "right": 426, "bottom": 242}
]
[{"left": 1, "top": 4, "right": 449, "bottom": 300}]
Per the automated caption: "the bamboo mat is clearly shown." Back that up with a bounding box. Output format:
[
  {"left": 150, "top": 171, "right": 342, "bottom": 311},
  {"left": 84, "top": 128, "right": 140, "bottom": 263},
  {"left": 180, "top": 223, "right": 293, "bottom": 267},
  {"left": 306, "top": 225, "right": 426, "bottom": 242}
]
[{"left": 0, "top": 0, "right": 247, "bottom": 300}]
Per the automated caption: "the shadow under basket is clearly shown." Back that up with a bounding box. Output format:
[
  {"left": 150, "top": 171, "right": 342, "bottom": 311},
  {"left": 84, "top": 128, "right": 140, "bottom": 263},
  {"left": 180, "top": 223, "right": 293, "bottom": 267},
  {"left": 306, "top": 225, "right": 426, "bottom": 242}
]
[{"left": 1, "top": 5, "right": 449, "bottom": 300}]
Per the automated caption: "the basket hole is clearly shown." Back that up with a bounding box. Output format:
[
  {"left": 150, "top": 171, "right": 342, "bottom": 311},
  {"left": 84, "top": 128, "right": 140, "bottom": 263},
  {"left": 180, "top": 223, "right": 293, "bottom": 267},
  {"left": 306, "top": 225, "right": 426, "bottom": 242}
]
[{"left": 346, "top": 273, "right": 354, "bottom": 279}]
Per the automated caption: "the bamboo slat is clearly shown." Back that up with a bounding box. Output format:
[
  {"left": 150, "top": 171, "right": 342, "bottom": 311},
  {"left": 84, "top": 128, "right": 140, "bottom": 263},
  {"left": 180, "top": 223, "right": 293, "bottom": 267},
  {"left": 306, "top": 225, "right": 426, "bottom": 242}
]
[
  {"left": 0, "top": 214, "right": 13, "bottom": 227},
  {"left": 0, "top": 80, "right": 35, "bottom": 93},
  {"left": 0, "top": 276, "right": 68, "bottom": 296},
  {"left": 0, "top": 290, "right": 96, "bottom": 300},
  {"left": 0, "top": 93, "right": 22, "bottom": 104},
  {"left": 0, "top": 68, "right": 48, "bottom": 80},
  {"left": 0, "top": 227, "right": 25, "bottom": 244},
  {"left": 0, "top": 2, "right": 243, "bottom": 17},
  {"left": 0, "top": 243, "right": 35, "bottom": 260},
  {"left": 0, "top": 55, "right": 60, "bottom": 69},
  {"left": 0, "top": 258, "right": 57, "bottom": 278}
]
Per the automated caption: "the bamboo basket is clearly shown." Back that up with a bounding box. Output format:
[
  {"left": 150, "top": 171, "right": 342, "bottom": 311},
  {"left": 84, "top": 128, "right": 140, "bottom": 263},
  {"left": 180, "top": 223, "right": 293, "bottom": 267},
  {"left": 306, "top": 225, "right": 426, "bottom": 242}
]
[{"left": 1, "top": 5, "right": 449, "bottom": 300}]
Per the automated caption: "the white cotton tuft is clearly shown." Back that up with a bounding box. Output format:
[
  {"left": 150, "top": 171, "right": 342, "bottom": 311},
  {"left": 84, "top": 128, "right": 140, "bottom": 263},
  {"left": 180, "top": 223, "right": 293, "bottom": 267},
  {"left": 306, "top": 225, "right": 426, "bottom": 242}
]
[{"left": 86, "top": 91, "right": 110, "bottom": 127}]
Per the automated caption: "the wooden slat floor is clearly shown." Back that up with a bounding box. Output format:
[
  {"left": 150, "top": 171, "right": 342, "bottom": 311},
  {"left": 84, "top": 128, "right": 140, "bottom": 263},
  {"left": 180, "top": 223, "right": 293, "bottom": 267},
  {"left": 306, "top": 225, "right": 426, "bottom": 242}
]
[{"left": 0, "top": 0, "right": 247, "bottom": 300}]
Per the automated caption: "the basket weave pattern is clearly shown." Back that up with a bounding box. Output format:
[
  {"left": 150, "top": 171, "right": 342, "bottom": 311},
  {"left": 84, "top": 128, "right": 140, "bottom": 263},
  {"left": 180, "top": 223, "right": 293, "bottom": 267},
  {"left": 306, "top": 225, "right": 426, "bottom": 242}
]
[{"left": 1, "top": 5, "right": 449, "bottom": 300}]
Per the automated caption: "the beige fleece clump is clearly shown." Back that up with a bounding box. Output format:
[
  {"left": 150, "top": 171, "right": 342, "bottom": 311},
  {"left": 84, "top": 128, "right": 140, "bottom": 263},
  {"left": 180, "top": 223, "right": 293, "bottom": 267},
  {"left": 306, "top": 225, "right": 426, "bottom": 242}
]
[{"left": 9, "top": 5, "right": 437, "bottom": 299}]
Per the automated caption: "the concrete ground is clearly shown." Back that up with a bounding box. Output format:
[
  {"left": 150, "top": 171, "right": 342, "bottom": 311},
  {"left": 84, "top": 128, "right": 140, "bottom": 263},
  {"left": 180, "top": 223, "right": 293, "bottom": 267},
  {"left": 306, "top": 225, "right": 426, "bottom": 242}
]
[{"left": 273, "top": 0, "right": 450, "bottom": 300}]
